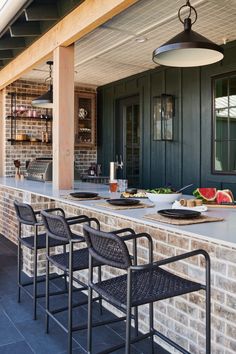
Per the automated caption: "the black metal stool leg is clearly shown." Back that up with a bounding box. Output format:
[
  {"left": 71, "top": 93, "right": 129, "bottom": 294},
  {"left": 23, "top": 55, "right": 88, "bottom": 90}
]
[
  {"left": 149, "top": 302, "right": 154, "bottom": 354},
  {"left": 125, "top": 270, "right": 132, "bottom": 354},
  {"left": 33, "top": 247, "right": 38, "bottom": 320},
  {"left": 134, "top": 306, "right": 138, "bottom": 337},
  {"left": 206, "top": 256, "right": 211, "bottom": 354},
  {"left": 98, "top": 265, "right": 103, "bottom": 316},
  {"left": 87, "top": 254, "right": 93, "bottom": 354},
  {"left": 68, "top": 242, "right": 73, "bottom": 354},
  {"left": 17, "top": 238, "right": 21, "bottom": 303},
  {"left": 63, "top": 244, "right": 68, "bottom": 291},
  {"left": 87, "top": 285, "right": 93, "bottom": 354},
  {"left": 45, "top": 241, "right": 50, "bottom": 334}
]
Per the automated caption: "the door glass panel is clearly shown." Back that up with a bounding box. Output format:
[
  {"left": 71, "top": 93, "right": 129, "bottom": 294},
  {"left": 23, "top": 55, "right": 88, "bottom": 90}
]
[
  {"left": 125, "top": 103, "right": 140, "bottom": 187},
  {"left": 125, "top": 105, "right": 133, "bottom": 179},
  {"left": 133, "top": 105, "right": 140, "bottom": 178}
]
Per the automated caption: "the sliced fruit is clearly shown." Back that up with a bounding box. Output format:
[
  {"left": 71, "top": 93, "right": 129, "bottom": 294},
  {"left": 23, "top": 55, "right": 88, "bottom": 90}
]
[
  {"left": 222, "top": 189, "right": 234, "bottom": 201},
  {"left": 216, "top": 190, "right": 234, "bottom": 204},
  {"left": 193, "top": 188, "right": 217, "bottom": 201}
]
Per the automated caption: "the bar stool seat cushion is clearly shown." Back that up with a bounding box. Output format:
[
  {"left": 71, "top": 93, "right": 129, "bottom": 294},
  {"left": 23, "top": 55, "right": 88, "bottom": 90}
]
[
  {"left": 92, "top": 267, "right": 202, "bottom": 309},
  {"left": 48, "top": 247, "right": 102, "bottom": 271},
  {"left": 19, "top": 233, "right": 84, "bottom": 250}
]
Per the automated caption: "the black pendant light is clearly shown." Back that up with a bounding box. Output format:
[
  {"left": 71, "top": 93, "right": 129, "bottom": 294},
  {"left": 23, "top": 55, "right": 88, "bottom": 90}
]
[
  {"left": 152, "top": 0, "right": 224, "bottom": 67},
  {"left": 32, "top": 61, "right": 53, "bottom": 108}
]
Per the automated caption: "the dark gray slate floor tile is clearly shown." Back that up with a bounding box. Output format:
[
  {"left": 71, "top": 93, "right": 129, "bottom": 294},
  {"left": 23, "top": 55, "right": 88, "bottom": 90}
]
[
  {"left": 0, "top": 309, "right": 23, "bottom": 346},
  {"left": 0, "top": 340, "right": 34, "bottom": 354},
  {"left": 15, "top": 317, "right": 78, "bottom": 354}
]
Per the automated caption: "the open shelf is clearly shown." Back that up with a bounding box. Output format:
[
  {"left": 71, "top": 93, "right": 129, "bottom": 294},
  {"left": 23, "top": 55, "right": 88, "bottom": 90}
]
[
  {"left": 6, "top": 115, "right": 52, "bottom": 121},
  {"left": 7, "top": 139, "right": 52, "bottom": 144},
  {"left": 6, "top": 92, "right": 53, "bottom": 146}
]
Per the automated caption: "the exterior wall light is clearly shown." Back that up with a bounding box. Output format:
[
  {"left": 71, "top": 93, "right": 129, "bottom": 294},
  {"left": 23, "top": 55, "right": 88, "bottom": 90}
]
[{"left": 153, "top": 94, "right": 175, "bottom": 141}]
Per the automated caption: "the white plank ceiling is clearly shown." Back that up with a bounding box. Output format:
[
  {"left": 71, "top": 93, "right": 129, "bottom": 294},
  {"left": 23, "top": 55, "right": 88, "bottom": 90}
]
[{"left": 22, "top": 0, "right": 236, "bottom": 87}]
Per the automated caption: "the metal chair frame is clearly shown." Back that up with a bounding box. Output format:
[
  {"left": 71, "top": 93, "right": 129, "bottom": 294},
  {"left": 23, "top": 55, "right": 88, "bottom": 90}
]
[
  {"left": 41, "top": 210, "right": 103, "bottom": 354},
  {"left": 14, "top": 201, "right": 88, "bottom": 320},
  {"left": 83, "top": 224, "right": 211, "bottom": 354}
]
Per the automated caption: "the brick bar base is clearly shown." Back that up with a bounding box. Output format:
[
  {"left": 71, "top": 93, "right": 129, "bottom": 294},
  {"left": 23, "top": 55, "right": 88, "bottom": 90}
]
[{"left": 0, "top": 186, "right": 235, "bottom": 354}]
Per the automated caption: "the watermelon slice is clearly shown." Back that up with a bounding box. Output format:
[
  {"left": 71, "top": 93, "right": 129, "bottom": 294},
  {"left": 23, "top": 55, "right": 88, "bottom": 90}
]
[
  {"left": 222, "top": 189, "right": 234, "bottom": 201},
  {"left": 216, "top": 190, "right": 234, "bottom": 204},
  {"left": 193, "top": 188, "right": 217, "bottom": 201}
]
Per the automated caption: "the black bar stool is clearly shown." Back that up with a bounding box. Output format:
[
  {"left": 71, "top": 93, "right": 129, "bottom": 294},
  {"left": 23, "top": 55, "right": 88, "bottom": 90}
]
[
  {"left": 41, "top": 210, "right": 102, "bottom": 354},
  {"left": 83, "top": 224, "right": 211, "bottom": 354},
  {"left": 14, "top": 201, "right": 86, "bottom": 320}
]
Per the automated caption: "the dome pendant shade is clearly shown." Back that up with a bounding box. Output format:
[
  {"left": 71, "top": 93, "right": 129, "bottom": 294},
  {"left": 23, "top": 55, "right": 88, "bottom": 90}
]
[
  {"left": 152, "top": 9, "right": 224, "bottom": 67},
  {"left": 31, "top": 61, "right": 53, "bottom": 108},
  {"left": 31, "top": 85, "right": 53, "bottom": 108}
]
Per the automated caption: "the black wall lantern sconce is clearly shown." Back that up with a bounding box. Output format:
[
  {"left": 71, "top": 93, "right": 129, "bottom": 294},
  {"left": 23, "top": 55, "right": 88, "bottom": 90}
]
[{"left": 153, "top": 94, "right": 175, "bottom": 141}]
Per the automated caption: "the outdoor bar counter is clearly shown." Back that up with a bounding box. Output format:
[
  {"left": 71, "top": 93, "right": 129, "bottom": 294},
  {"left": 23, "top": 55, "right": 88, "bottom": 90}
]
[{"left": 0, "top": 178, "right": 235, "bottom": 354}]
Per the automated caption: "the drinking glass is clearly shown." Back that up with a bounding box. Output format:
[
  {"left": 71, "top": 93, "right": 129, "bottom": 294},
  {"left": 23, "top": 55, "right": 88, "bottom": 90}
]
[
  {"left": 117, "top": 179, "right": 128, "bottom": 192},
  {"left": 109, "top": 180, "right": 118, "bottom": 193}
]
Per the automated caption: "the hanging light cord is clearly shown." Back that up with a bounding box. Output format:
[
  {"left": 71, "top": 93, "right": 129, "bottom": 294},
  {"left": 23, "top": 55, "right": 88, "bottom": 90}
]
[{"left": 178, "top": 0, "right": 197, "bottom": 25}]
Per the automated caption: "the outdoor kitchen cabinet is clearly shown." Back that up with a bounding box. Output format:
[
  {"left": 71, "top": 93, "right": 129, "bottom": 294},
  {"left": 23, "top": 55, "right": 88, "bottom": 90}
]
[{"left": 74, "top": 91, "right": 96, "bottom": 147}]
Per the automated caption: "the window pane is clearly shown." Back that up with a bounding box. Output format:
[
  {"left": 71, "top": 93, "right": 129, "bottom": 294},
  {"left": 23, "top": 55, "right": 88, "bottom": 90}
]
[
  {"left": 215, "top": 109, "right": 228, "bottom": 140},
  {"left": 229, "top": 76, "right": 236, "bottom": 107},
  {"left": 229, "top": 141, "right": 236, "bottom": 171},
  {"left": 214, "top": 141, "right": 229, "bottom": 171},
  {"left": 230, "top": 108, "right": 236, "bottom": 139},
  {"left": 215, "top": 78, "right": 228, "bottom": 109}
]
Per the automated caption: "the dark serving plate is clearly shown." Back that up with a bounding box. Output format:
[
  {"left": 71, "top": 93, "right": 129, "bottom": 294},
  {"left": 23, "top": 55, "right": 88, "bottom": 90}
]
[
  {"left": 106, "top": 198, "right": 140, "bottom": 206},
  {"left": 158, "top": 209, "right": 201, "bottom": 219},
  {"left": 70, "top": 192, "right": 98, "bottom": 198}
]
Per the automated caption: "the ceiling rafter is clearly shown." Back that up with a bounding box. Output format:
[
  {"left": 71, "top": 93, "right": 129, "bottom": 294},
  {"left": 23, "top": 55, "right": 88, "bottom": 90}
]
[{"left": 0, "top": 0, "right": 85, "bottom": 70}]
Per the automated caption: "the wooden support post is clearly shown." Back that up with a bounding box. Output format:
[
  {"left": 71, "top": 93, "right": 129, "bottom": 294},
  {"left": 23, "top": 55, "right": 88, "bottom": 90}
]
[
  {"left": 53, "top": 45, "right": 74, "bottom": 190},
  {"left": 0, "top": 89, "right": 5, "bottom": 176}
]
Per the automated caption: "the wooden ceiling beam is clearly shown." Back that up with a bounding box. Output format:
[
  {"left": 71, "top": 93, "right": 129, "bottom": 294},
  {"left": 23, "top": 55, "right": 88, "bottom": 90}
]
[
  {"left": 10, "top": 23, "right": 41, "bottom": 37},
  {"left": 0, "top": 50, "right": 13, "bottom": 59},
  {"left": 0, "top": 0, "right": 138, "bottom": 90},
  {"left": 24, "top": 4, "right": 59, "bottom": 21},
  {"left": 0, "top": 38, "right": 25, "bottom": 49}
]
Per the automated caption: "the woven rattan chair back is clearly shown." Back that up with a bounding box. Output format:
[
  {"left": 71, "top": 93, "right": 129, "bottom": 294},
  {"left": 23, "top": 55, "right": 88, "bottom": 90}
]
[
  {"left": 83, "top": 224, "right": 131, "bottom": 269},
  {"left": 41, "top": 210, "right": 71, "bottom": 242},
  {"left": 14, "top": 200, "right": 37, "bottom": 225}
]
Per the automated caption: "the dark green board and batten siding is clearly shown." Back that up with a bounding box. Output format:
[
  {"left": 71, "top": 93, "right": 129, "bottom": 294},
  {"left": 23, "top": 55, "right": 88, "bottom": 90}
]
[{"left": 97, "top": 41, "right": 236, "bottom": 194}]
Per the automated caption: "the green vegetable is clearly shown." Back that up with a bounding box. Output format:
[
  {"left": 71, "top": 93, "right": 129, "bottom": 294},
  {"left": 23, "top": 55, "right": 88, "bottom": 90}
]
[{"left": 146, "top": 187, "right": 175, "bottom": 194}]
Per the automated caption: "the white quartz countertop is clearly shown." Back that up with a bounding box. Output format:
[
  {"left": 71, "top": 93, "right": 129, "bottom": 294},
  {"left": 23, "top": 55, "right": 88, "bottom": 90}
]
[{"left": 1, "top": 177, "right": 236, "bottom": 248}]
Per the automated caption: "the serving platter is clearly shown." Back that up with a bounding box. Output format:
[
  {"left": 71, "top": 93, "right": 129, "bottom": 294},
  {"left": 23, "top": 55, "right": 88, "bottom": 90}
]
[
  {"left": 158, "top": 209, "right": 201, "bottom": 219},
  {"left": 106, "top": 198, "right": 140, "bottom": 206},
  {"left": 70, "top": 192, "right": 98, "bottom": 198}
]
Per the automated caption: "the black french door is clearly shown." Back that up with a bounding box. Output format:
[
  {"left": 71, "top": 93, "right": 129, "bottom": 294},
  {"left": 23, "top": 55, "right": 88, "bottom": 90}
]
[{"left": 115, "top": 95, "right": 141, "bottom": 187}]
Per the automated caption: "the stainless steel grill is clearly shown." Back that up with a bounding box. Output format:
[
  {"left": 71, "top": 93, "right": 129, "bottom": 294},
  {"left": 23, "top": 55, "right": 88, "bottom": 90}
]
[{"left": 26, "top": 158, "right": 52, "bottom": 182}]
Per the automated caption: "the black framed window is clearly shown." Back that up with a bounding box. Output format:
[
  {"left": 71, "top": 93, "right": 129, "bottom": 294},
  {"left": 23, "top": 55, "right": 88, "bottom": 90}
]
[{"left": 213, "top": 74, "right": 236, "bottom": 174}]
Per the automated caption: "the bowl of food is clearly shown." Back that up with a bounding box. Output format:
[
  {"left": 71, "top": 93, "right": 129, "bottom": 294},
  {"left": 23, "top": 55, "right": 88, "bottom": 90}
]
[{"left": 146, "top": 187, "right": 182, "bottom": 204}]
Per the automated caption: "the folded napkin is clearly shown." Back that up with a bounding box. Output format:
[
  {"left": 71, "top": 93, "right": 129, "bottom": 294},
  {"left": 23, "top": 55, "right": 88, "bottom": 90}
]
[{"left": 172, "top": 201, "right": 208, "bottom": 212}]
